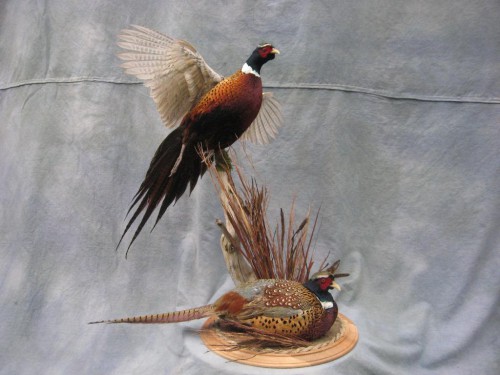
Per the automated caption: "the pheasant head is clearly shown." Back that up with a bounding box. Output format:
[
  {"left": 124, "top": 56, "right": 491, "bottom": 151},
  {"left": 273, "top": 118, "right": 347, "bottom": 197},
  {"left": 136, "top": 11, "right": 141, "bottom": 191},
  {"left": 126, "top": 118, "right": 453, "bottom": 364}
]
[
  {"left": 303, "top": 261, "right": 350, "bottom": 311},
  {"left": 242, "top": 43, "right": 280, "bottom": 75}
]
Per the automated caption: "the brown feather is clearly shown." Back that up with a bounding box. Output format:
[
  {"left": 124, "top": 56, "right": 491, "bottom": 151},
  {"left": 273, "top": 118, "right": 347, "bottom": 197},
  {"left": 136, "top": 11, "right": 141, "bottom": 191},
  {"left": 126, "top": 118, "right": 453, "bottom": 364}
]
[
  {"left": 89, "top": 305, "right": 215, "bottom": 325},
  {"left": 118, "top": 71, "right": 264, "bottom": 253}
]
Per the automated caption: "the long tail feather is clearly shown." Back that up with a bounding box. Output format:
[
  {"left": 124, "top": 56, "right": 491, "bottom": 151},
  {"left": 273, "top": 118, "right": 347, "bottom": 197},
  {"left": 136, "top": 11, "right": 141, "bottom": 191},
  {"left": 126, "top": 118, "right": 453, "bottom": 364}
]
[
  {"left": 116, "top": 126, "right": 206, "bottom": 255},
  {"left": 89, "top": 304, "right": 215, "bottom": 325}
]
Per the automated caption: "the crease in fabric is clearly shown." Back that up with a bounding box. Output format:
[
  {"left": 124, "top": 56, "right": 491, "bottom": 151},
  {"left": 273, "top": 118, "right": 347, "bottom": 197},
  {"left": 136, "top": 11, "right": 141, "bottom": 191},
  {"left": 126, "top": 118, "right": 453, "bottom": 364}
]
[{"left": 1, "top": 77, "right": 499, "bottom": 104}]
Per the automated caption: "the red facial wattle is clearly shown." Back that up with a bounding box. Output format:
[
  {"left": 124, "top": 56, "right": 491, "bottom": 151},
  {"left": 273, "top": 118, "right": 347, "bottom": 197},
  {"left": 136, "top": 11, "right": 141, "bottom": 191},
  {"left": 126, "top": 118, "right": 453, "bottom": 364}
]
[
  {"left": 319, "top": 277, "right": 333, "bottom": 291},
  {"left": 259, "top": 46, "right": 272, "bottom": 58}
]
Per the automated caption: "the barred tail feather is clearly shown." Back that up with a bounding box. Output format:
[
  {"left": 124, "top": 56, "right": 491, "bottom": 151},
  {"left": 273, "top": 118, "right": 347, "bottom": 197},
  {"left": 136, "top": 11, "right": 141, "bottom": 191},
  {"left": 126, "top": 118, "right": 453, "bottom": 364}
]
[{"left": 89, "top": 304, "right": 215, "bottom": 325}]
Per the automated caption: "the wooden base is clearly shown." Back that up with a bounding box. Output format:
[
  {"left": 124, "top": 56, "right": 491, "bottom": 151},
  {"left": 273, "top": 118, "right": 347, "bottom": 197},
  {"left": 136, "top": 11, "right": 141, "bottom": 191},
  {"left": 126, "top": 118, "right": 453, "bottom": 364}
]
[{"left": 200, "top": 313, "right": 358, "bottom": 368}]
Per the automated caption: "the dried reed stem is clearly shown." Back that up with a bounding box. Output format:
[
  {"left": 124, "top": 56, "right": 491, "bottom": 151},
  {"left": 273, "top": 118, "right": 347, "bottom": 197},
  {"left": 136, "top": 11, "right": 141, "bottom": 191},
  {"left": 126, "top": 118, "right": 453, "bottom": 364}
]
[{"left": 203, "top": 149, "right": 325, "bottom": 283}]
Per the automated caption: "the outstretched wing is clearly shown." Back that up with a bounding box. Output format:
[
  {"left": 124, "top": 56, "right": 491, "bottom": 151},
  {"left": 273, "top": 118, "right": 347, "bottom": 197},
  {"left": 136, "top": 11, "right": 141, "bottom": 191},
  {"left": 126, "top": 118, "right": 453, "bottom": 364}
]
[
  {"left": 117, "top": 25, "right": 223, "bottom": 128},
  {"left": 240, "top": 92, "right": 283, "bottom": 144}
]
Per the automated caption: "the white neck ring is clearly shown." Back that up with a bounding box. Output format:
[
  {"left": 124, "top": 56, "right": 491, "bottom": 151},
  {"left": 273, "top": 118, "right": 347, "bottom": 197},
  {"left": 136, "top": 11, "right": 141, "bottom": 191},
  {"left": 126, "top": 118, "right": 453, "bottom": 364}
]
[{"left": 241, "top": 63, "right": 260, "bottom": 77}]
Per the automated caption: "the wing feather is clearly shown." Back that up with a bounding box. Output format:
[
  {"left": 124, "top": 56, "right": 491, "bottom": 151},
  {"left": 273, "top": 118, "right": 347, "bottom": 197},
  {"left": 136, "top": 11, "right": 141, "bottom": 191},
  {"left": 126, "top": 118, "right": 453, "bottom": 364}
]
[
  {"left": 117, "top": 25, "right": 223, "bottom": 128},
  {"left": 240, "top": 92, "right": 283, "bottom": 144}
]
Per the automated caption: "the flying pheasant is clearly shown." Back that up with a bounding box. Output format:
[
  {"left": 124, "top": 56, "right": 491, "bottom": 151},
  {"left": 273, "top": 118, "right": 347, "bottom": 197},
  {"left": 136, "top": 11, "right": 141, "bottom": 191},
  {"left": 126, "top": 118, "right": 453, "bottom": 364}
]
[
  {"left": 116, "top": 26, "right": 283, "bottom": 251},
  {"left": 90, "top": 261, "right": 349, "bottom": 341}
]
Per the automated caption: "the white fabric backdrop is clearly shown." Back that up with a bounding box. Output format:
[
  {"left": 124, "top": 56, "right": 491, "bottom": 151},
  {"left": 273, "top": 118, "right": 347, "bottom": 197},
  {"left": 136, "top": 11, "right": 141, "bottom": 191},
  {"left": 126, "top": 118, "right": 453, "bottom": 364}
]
[{"left": 1, "top": 1, "right": 499, "bottom": 374}]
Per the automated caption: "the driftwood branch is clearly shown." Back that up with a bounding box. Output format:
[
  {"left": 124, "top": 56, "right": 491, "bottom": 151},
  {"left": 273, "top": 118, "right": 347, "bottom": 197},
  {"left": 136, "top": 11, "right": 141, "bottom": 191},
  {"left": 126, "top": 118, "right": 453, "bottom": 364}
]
[{"left": 215, "top": 154, "right": 257, "bottom": 284}]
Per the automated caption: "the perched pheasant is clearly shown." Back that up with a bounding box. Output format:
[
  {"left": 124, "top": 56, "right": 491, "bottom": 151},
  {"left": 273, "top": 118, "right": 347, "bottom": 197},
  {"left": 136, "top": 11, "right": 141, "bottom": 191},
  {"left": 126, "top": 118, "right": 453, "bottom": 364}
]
[
  {"left": 116, "top": 26, "right": 282, "bottom": 251},
  {"left": 90, "top": 261, "right": 349, "bottom": 341}
]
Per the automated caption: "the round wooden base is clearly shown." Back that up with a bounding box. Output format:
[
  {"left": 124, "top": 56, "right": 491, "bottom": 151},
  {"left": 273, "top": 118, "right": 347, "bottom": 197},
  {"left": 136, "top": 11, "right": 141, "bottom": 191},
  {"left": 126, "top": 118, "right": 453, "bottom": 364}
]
[{"left": 200, "top": 313, "right": 358, "bottom": 368}]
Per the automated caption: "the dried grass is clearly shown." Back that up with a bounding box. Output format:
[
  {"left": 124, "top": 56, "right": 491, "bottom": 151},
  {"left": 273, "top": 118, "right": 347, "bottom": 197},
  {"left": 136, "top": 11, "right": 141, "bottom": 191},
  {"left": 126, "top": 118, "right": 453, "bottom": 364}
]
[{"left": 203, "top": 149, "right": 326, "bottom": 282}]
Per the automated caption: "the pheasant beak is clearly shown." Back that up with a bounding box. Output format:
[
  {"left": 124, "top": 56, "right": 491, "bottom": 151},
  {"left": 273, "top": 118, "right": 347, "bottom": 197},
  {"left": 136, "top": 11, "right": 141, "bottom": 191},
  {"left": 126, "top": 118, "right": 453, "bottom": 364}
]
[
  {"left": 330, "top": 280, "right": 341, "bottom": 291},
  {"left": 271, "top": 48, "right": 280, "bottom": 55}
]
